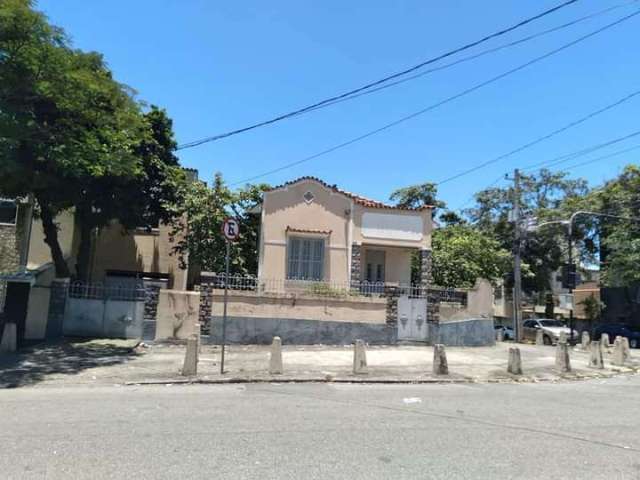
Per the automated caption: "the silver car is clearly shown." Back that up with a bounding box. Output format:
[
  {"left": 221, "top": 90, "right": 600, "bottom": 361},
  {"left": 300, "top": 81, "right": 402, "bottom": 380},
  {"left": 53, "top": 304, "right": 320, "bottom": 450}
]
[{"left": 523, "top": 318, "right": 578, "bottom": 345}]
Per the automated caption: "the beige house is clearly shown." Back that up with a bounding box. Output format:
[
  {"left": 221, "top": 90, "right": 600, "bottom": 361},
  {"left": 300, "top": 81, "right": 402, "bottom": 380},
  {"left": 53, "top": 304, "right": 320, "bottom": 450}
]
[{"left": 256, "top": 177, "right": 433, "bottom": 287}]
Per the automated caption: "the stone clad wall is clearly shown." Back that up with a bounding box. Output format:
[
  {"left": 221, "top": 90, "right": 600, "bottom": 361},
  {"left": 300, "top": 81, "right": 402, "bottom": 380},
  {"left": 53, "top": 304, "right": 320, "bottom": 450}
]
[
  {"left": 350, "top": 244, "right": 361, "bottom": 284},
  {"left": 0, "top": 224, "right": 20, "bottom": 312}
]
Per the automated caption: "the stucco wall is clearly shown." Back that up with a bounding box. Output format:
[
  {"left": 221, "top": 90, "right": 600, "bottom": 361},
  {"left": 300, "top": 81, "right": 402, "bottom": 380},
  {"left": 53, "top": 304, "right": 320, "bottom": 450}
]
[
  {"left": 24, "top": 266, "right": 57, "bottom": 340},
  {"left": 155, "top": 289, "right": 200, "bottom": 340},
  {"left": 360, "top": 246, "right": 412, "bottom": 285},
  {"left": 261, "top": 180, "right": 351, "bottom": 282},
  {"left": 27, "top": 209, "right": 76, "bottom": 270},
  {"left": 259, "top": 179, "right": 433, "bottom": 284},
  {"left": 352, "top": 204, "right": 432, "bottom": 250},
  {"left": 90, "top": 221, "right": 187, "bottom": 289},
  {"left": 209, "top": 290, "right": 387, "bottom": 324},
  {"left": 439, "top": 279, "right": 494, "bottom": 322}
]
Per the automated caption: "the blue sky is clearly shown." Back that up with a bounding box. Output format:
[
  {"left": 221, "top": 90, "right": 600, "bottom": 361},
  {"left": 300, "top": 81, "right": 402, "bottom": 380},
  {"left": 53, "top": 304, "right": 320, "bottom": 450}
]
[{"left": 38, "top": 0, "right": 639, "bottom": 211}]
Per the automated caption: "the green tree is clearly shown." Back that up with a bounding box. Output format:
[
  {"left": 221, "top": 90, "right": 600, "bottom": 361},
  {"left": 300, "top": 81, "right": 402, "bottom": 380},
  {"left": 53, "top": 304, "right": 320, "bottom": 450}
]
[
  {"left": 170, "top": 173, "right": 268, "bottom": 275},
  {"left": 579, "top": 295, "right": 604, "bottom": 330},
  {"left": 431, "top": 225, "right": 511, "bottom": 288},
  {"left": 1, "top": 1, "right": 184, "bottom": 280},
  {"left": 466, "top": 169, "right": 588, "bottom": 293},
  {"left": 570, "top": 165, "right": 640, "bottom": 286},
  {"left": 71, "top": 106, "right": 186, "bottom": 281},
  {"left": 389, "top": 182, "right": 446, "bottom": 211}
]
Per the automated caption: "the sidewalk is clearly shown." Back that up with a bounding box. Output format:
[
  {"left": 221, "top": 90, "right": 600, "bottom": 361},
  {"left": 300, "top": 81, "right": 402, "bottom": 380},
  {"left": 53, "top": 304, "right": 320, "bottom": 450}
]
[{"left": 1, "top": 339, "right": 638, "bottom": 388}]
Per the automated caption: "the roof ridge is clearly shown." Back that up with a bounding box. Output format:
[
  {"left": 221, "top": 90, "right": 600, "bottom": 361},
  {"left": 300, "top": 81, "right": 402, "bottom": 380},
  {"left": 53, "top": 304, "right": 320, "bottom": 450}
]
[{"left": 267, "top": 176, "right": 433, "bottom": 211}]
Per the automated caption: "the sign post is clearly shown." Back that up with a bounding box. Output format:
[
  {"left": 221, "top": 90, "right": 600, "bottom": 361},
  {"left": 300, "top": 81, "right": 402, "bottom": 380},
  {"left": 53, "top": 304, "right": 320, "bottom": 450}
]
[{"left": 220, "top": 217, "right": 240, "bottom": 374}]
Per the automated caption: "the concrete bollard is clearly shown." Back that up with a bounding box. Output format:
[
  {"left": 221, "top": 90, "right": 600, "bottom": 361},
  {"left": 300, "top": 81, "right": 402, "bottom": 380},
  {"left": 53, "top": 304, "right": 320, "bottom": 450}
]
[
  {"left": 496, "top": 329, "right": 504, "bottom": 342},
  {"left": 433, "top": 344, "right": 449, "bottom": 375},
  {"left": 269, "top": 336, "right": 283, "bottom": 375},
  {"left": 555, "top": 342, "right": 571, "bottom": 373},
  {"left": 581, "top": 331, "right": 590, "bottom": 350},
  {"left": 558, "top": 331, "right": 567, "bottom": 344},
  {"left": 194, "top": 322, "right": 202, "bottom": 353},
  {"left": 507, "top": 347, "right": 523, "bottom": 375},
  {"left": 0, "top": 323, "right": 17, "bottom": 353},
  {"left": 353, "top": 339, "right": 368, "bottom": 374},
  {"left": 181, "top": 335, "right": 199, "bottom": 376},
  {"left": 535, "top": 329, "right": 544, "bottom": 346},
  {"left": 621, "top": 337, "right": 632, "bottom": 363},
  {"left": 588, "top": 341, "right": 604, "bottom": 369},
  {"left": 601, "top": 333, "right": 610, "bottom": 349},
  {"left": 612, "top": 336, "right": 627, "bottom": 366}
]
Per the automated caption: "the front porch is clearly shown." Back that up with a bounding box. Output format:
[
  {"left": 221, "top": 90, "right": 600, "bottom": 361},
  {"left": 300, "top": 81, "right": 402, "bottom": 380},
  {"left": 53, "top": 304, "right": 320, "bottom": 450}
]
[{"left": 351, "top": 244, "right": 431, "bottom": 288}]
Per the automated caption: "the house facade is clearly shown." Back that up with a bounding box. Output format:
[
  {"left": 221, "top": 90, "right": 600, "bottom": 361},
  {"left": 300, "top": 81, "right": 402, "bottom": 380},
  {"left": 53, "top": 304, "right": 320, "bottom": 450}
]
[{"left": 256, "top": 177, "right": 433, "bottom": 288}]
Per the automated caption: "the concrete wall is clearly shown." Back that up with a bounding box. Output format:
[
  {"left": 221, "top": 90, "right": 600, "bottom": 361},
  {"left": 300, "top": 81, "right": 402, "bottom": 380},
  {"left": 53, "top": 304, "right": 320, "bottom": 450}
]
[
  {"left": 155, "top": 289, "right": 200, "bottom": 340},
  {"left": 24, "top": 266, "right": 56, "bottom": 340},
  {"left": 209, "top": 290, "right": 387, "bottom": 324},
  {"left": 208, "top": 316, "right": 396, "bottom": 345},
  {"left": 428, "top": 318, "right": 495, "bottom": 347},
  {"left": 439, "top": 279, "right": 493, "bottom": 322},
  {"left": 90, "top": 222, "right": 187, "bottom": 289},
  {"left": 63, "top": 297, "right": 144, "bottom": 339}
]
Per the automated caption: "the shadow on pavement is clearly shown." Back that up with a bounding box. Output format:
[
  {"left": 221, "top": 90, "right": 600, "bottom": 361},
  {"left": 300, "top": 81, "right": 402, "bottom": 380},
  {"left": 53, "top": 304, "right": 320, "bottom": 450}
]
[{"left": 0, "top": 338, "right": 139, "bottom": 388}]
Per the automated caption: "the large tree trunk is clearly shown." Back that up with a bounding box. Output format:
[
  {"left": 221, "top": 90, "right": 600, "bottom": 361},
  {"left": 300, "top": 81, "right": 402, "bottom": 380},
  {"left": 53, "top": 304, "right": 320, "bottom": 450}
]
[
  {"left": 74, "top": 205, "right": 94, "bottom": 283},
  {"left": 37, "top": 196, "right": 72, "bottom": 278}
]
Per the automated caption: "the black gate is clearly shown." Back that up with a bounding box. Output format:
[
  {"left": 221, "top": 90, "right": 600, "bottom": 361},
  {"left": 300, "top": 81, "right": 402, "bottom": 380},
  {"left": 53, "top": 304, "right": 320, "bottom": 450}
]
[{"left": 4, "top": 281, "right": 30, "bottom": 347}]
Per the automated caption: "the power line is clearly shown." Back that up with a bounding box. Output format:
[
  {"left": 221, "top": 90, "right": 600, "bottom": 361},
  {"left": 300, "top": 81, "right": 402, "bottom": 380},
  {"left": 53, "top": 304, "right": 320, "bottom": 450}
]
[
  {"left": 558, "top": 143, "right": 640, "bottom": 171},
  {"left": 306, "top": 0, "right": 638, "bottom": 113},
  {"left": 178, "top": 0, "right": 582, "bottom": 150},
  {"left": 230, "top": 11, "right": 640, "bottom": 186},
  {"left": 521, "top": 129, "right": 640, "bottom": 171},
  {"left": 452, "top": 132, "right": 640, "bottom": 212}
]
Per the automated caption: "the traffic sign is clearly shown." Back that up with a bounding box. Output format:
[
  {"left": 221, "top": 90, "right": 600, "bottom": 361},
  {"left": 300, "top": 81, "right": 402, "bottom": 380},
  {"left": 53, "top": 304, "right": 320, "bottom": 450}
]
[{"left": 221, "top": 217, "right": 240, "bottom": 242}]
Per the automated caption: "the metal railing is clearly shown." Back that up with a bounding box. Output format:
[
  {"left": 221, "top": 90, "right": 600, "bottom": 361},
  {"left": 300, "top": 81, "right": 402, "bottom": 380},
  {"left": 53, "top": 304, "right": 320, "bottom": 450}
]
[
  {"left": 68, "top": 282, "right": 146, "bottom": 302},
  {"left": 199, "top": 273, "right": 469, "bottom": 304}
]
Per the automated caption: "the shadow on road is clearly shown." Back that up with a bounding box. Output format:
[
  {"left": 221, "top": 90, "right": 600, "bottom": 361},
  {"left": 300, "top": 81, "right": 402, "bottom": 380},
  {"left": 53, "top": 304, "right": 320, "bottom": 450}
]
[{"left": 0, "top": 338, "right": 139, "bottom": 388}]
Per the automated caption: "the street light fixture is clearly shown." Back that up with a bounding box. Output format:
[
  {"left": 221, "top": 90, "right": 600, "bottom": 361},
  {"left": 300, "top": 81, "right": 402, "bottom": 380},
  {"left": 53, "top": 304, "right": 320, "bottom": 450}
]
[{"left": 525, "top": 211, "right": 639, "bottom": 344}]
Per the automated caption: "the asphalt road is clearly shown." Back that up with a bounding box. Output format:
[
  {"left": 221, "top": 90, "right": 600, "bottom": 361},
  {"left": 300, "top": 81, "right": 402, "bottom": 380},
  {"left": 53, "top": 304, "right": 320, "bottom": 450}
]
[{"left": 1, "top": 376, "right": 640, "bottom": 479}]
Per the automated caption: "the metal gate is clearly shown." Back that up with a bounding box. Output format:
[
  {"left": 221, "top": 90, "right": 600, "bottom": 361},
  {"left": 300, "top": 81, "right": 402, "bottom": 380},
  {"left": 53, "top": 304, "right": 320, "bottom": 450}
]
[{"left": 397, "top": 296, "right": 428, "bottom": 341}]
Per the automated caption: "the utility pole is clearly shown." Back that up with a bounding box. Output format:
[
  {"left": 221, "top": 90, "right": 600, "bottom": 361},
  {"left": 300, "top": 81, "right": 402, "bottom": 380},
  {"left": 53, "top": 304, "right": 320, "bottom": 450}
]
[
  {"left": 512, "top": 169, "right": 523, "bottom": 343},
  {"left": 567, "top": 224, "right": 575, "bottom": 345}
]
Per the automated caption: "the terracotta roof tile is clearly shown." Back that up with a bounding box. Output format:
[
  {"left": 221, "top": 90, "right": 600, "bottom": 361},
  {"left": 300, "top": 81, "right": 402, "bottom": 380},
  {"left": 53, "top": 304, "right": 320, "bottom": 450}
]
[
  {"left": 268, "top": 176, "right": 433, "bottom": 211},
  {"left": 286, "top": 226, "right": 332, "bottom": 235}
]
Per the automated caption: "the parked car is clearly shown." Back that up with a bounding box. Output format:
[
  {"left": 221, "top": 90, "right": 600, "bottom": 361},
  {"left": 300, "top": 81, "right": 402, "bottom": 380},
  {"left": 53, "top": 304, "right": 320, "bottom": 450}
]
[
  {"left": 593, "top": 324, "right": 640, "bottom": 348},
  {"left": 494, "top": 324, "right": 514, "bottom": 340},
  {"left": 522, "top": 318, "right": 578, "bottom": 345}
]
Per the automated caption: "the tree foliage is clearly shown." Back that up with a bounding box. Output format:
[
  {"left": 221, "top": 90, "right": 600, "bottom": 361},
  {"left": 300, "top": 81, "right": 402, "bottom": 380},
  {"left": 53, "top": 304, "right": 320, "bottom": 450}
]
[
  {"left": 389, "top": 182, "right": 445, "bottom": 211},
  {"left": 170, "top": 173, "right": 268, "bottom": 275},
  {"left": 431, "top": 225, "right": 511, "bottom": 288},
  {"left": 0, "top": 1, "right": 185, "bottom": 280},
  {"left": 466, "top": 169, "right": 588, "bottom": 293},
  {"left": 573, "top": 165, "right": 640, "bottom": 286}
]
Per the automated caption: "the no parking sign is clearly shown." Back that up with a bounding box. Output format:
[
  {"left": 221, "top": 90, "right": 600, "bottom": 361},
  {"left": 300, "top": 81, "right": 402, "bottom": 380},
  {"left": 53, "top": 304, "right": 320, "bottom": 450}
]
[{"left": 221, "top": 217, "right": 240, "bottom": 242}]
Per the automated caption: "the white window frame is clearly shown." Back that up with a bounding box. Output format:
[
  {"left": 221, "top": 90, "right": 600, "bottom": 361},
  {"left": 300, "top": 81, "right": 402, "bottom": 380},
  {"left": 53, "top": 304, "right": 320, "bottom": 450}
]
[{"left": 286, "top": 236, "right": 325, "bottom": 281}]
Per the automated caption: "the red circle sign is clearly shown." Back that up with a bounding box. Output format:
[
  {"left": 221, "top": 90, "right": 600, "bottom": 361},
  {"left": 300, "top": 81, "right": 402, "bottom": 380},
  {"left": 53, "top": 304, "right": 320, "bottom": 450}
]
[{"left": 222, "top": 217, "right": 240, "bottom": 241}]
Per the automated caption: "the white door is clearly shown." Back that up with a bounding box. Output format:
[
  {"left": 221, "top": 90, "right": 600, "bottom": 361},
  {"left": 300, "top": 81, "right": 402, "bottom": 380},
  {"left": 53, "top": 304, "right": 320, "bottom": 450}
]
[{"left": 397, "top": 296, "right": 428, "bottom": 341}]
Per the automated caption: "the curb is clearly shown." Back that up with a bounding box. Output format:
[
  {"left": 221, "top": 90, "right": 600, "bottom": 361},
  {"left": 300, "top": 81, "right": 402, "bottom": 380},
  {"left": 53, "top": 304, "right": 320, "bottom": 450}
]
[{"left": 123, "top": 368, "right": 639, "bottom": 387}]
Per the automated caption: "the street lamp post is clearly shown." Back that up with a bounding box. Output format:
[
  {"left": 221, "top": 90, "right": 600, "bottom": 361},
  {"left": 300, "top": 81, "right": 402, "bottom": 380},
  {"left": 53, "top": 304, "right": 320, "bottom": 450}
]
[{"left": 527, "top": 211, "right": 639, "bottom": 345}]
